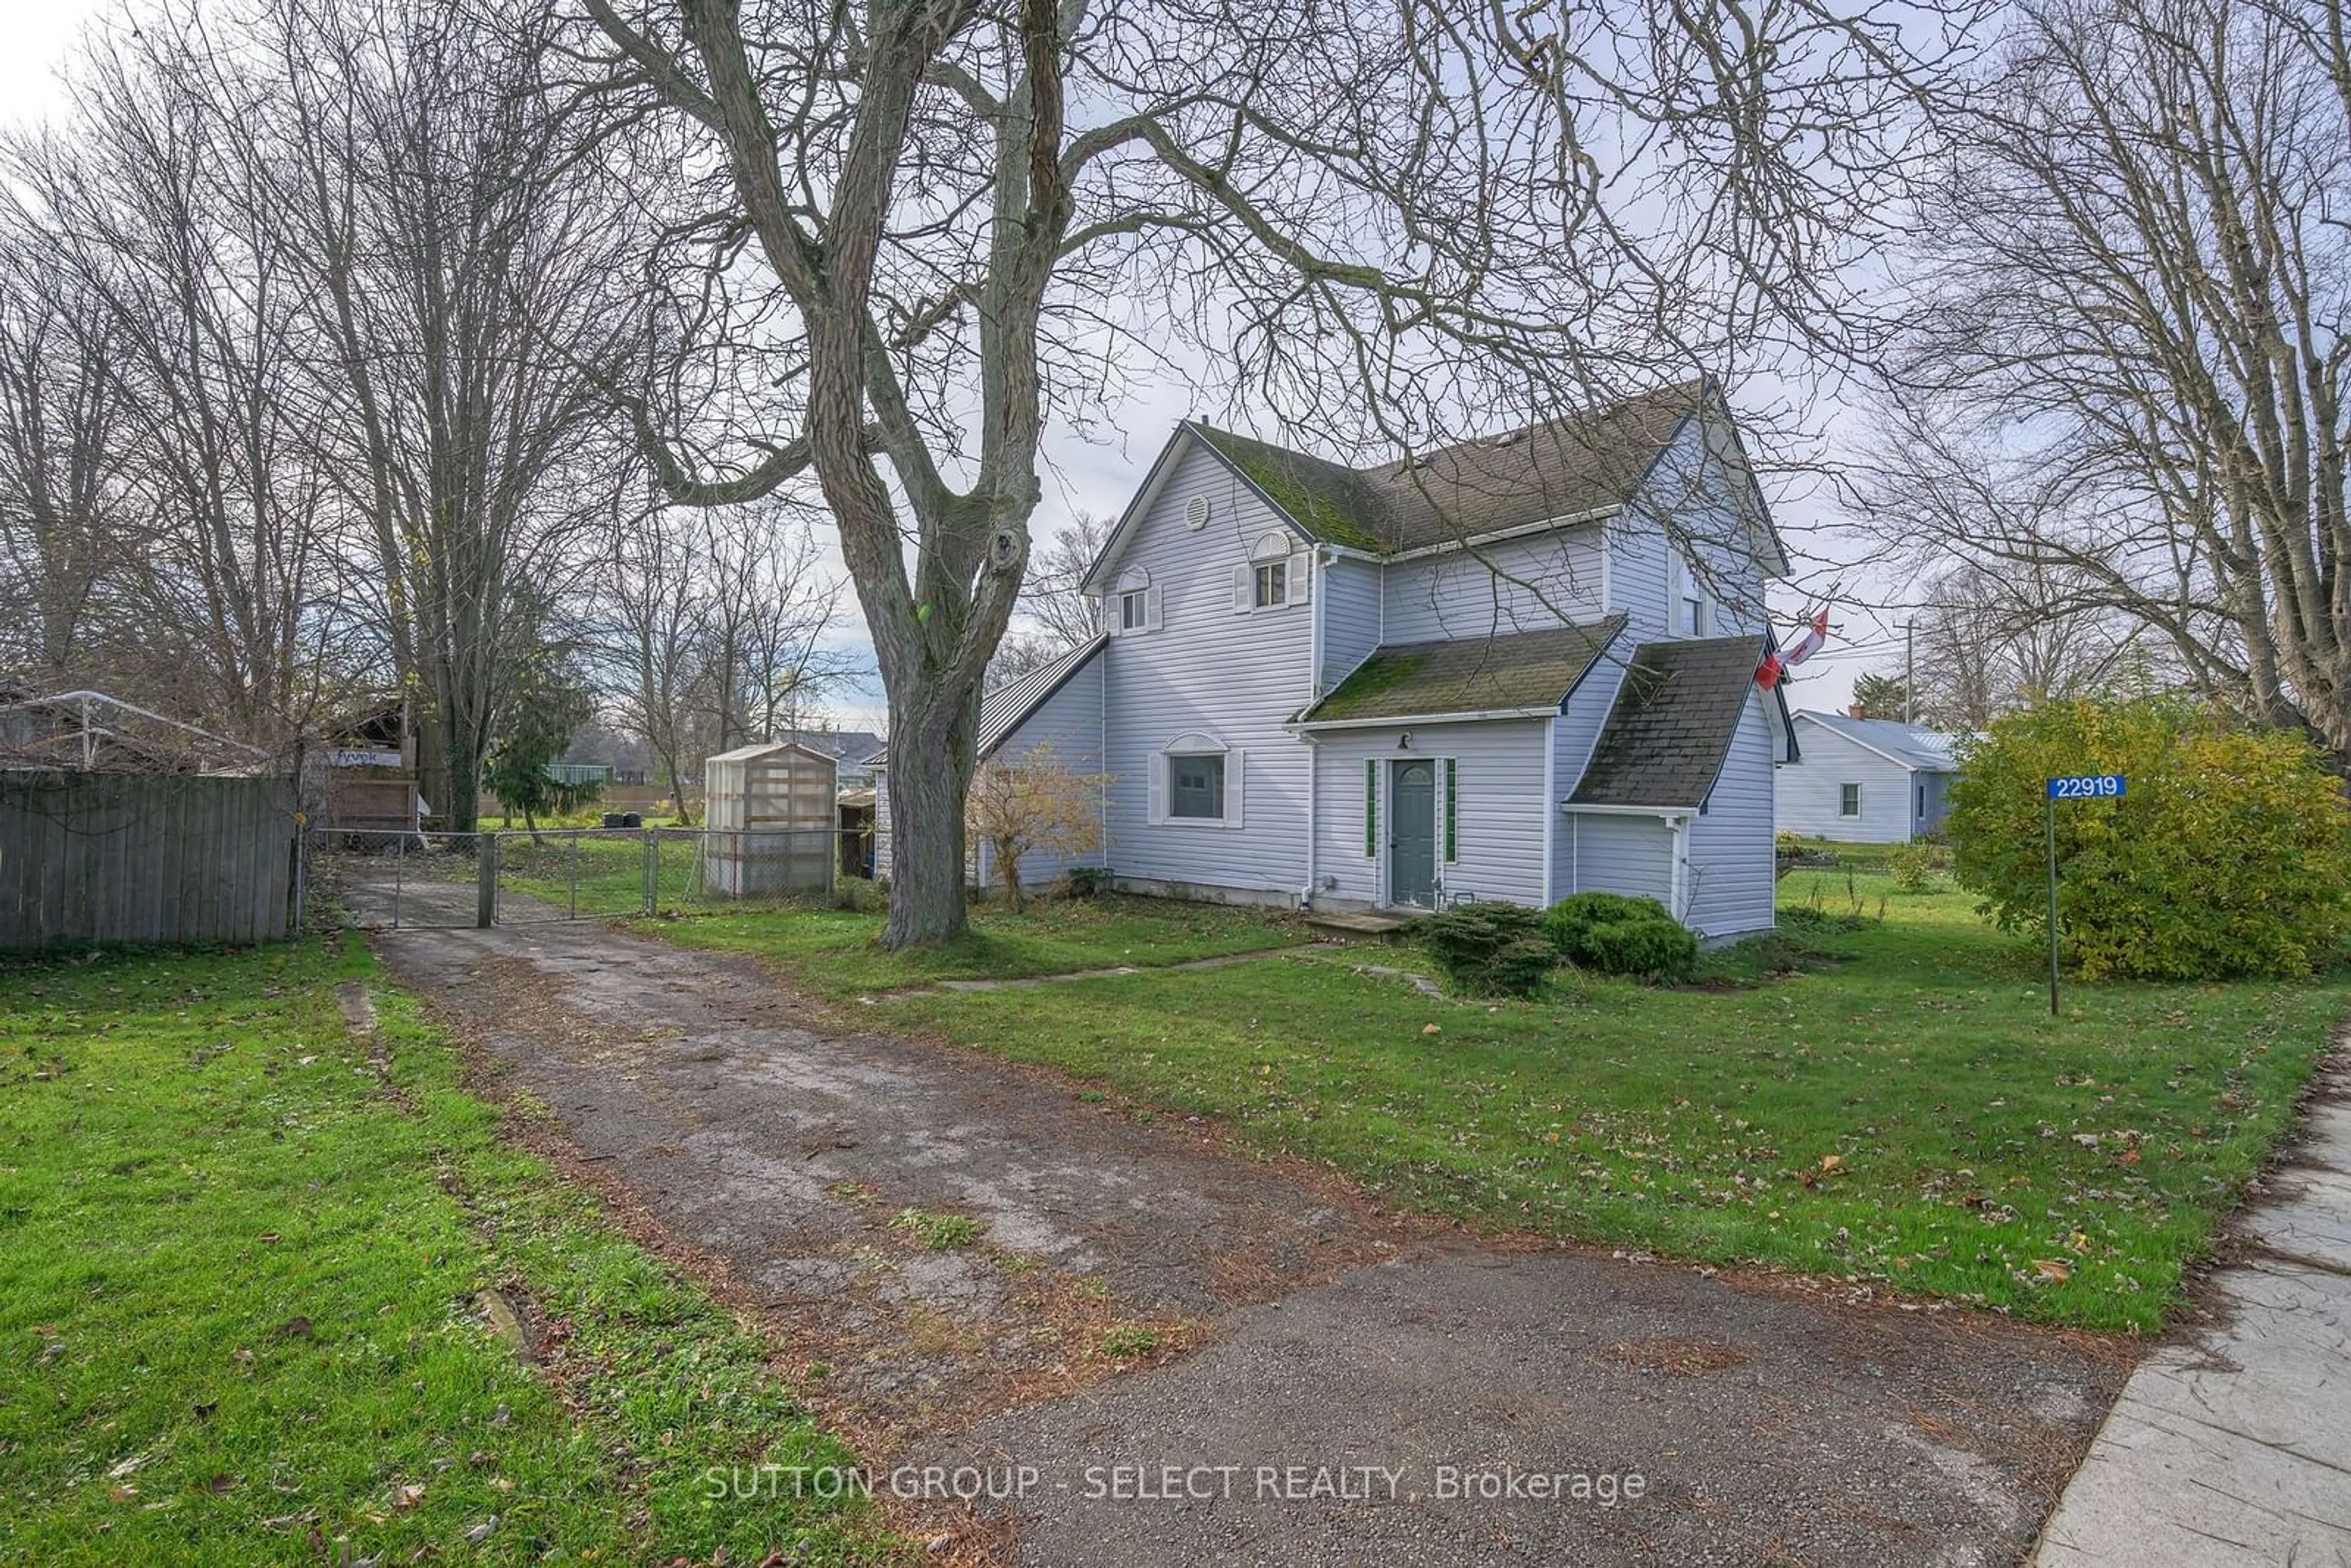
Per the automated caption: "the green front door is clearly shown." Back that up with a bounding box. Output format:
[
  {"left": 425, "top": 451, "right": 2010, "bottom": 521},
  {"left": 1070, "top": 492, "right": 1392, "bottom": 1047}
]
[{"left": 1389, "top": 759, "right": 1438, "bottom": 909}]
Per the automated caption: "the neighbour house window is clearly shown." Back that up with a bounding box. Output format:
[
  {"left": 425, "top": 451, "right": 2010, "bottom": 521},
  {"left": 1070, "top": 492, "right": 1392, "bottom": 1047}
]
[
  {"left": 1840, "top": 782, "right": 1861, "bottom": 817},
  {"left": 1680, "top": 594, "right": 1705, "bottom": 636},
  {"left": 1120, "top": 589, "right": 1149, "bottom": 631},
  {"left": 1916, "top": 783, "right": 1925, "bottom": 819},
  {"left": 1171, "top": 754, "right": 1225, "bottom": 819},
  {"left": 1254, "top": 560, "right": 1288, "bottom": 607}
]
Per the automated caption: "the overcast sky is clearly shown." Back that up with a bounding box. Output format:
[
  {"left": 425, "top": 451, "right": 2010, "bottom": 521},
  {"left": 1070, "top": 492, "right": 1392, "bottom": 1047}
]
[{"left": 2, "top": 0, "right": 1899, "bottom": 733}]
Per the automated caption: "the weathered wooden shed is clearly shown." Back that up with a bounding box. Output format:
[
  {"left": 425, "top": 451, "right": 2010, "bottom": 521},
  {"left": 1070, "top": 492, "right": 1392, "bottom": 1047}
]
[{"left": 702, "top": 741, "right": 838, "bottom": 896}]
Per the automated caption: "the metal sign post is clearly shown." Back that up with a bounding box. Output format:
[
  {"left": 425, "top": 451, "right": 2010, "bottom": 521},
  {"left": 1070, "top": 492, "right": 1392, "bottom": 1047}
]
[{"left": 2043, "top": 774, "right": 2128, "bottom": 1015}]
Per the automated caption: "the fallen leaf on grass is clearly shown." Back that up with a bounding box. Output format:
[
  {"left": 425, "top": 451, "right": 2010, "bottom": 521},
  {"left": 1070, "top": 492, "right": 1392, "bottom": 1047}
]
[
  {"left": 204, "top": 1474, "right": 238, "bottom": 1495},
  {"left": 391, "top": 1483, "right": 424, "bottom": 1509},
  {"left": 2033, "top": 1259, "right": 2072, "bottom": 1283}
]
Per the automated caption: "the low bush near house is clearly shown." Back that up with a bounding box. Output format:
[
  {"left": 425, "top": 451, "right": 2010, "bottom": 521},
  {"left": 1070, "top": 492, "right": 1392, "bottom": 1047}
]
[
  {"left": 1065, "top": 865, "right": 1111, "bottom": 898},
  {"left": 1410, "top": 902, "right": 1556, "bottom": 996},
  {"left": 1949, "top": 695, "right": 2351, "bottom": 978},
  {"left": 1543, "top": 891, "right": 1698, "bottom": 982}
]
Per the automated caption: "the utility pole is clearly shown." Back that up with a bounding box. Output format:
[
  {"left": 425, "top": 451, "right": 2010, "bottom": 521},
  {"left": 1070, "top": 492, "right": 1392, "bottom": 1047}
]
[{"left": 1903, "top": 621, "right": 1915, "bottom": 724}]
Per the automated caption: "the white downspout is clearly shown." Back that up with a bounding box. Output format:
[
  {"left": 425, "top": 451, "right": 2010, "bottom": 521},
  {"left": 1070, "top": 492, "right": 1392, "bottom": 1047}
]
[
  {"left": 1540, "top": 716, "right": 1558, "bottom": 905},
  {"left": 1300, "top": 732, "right": 1319, "bottom": 909},
  {"left": 1670, "top": 812, "right": 1692, "bottom": 920}
]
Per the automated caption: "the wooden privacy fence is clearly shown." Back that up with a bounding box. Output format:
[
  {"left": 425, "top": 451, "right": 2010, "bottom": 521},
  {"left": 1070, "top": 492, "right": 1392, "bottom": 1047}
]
[{"left": 0, "top": 771, "right": 298, "bottom": 950}]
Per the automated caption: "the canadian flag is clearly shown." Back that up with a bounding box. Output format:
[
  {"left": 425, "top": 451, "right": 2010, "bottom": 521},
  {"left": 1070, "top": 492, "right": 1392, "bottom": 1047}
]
[{"left": 1756, "top": 607, "right": 1831, "bottom": 689}]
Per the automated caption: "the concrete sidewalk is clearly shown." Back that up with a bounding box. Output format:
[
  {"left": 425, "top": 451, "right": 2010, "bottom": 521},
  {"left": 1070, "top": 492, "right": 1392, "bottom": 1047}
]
[{"left": 2034, "top": 1062, "right": 2351, "bottom": 1565}]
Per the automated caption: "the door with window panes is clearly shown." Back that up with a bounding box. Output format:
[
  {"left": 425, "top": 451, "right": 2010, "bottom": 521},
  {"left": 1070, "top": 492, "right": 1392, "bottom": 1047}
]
[{"left": 1388, "top": 759, "right": 1438, "bottom": 908}]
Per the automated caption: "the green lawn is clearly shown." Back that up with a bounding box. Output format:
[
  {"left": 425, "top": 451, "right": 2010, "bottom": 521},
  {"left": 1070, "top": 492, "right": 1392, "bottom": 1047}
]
[
  {"left": 0, "top": 940, "right": 887, "bottom": 1566},
  {"left": 797, "top": 871, "right": 2342, "bottom": 1332},
  {"left": 642, "top": 894, "right": 1311, "bottom": 1001}
]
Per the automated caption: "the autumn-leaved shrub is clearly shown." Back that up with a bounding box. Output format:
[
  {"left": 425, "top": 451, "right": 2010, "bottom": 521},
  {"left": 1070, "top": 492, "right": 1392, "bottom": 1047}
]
[
  {"left": 1410, "top": 903, "right": 1556, "bottom": 997},
  {"left": 1947, "top": 696, "right": 2351, "bottom": 979},
  {"left": 1542, "top": 891, "right": 1698, "bottom": 983},
  {"left": 1885, "top": 841, "right": 1942, "bottom": 892}
]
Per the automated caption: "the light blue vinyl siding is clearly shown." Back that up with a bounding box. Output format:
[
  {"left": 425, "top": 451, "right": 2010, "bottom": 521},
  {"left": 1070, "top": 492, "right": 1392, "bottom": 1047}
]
[
  {"left": 1560, "top": 812, "right": 1674, "bottom": 905},
  {"left": 1608, "top": 408, "right": 1768, "bottom": 640},
  {"left": 1100, "top": 438, "right": 1315, "bottom": 898},
  {"left": 1775, "top": 722, "right": 1921, "bottom": 842},
  {"left": 972, "top": 651, "right": 1106, "bottom": 890},
  {"left": 1319, "top": 555, "right": 1384, "bottom": 691},
  {"left": 1308, "top": 720, "right": 1551, "bottom": 910},
  {"left": 1381, "top": 527, "right": 1605, "bottom": 643},
  {"left": 1548, "top": 656, "right": 1628, "bottom": 896},
  {"left": 1683, "top": 689, "right": 1777, "bottom": 938}
]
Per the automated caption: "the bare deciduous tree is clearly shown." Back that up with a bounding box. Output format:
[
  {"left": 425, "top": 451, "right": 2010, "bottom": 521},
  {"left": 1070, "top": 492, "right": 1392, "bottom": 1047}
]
[
  {"left": 1905, "top": 563, "right": 2155, "bottom": 730},
  {"left": 592, "top": 500, "right": 846, "bottom": 819},
  {"left": 0, "top": 249, "right": 128, "bottom": 685},
  {"left": 1864, "top": 0, "right": 2351, "bottom": 758},
  {"left": 585, "top": 0, "right": 1957, "bottom": 946},
  {"left": 270, "top": 0, "right": 643, "bottom": 826}
]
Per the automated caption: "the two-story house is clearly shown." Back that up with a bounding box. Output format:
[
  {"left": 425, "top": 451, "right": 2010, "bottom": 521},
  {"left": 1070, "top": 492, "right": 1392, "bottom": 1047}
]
[{"left": 874, "top": 379, "right": 1799, "bottom": 942}]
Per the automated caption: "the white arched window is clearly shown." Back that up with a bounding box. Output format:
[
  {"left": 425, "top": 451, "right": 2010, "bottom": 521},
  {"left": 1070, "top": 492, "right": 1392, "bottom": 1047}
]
[
  {"left": 1147, "top": 731, "right": 1245, "bottom": 829},
  {"left": 1110, "top": 566, "right": 1159, "bottom": 636},
  {"left": 1230, "top": 533, "right": 1312, "bottom": 613}
]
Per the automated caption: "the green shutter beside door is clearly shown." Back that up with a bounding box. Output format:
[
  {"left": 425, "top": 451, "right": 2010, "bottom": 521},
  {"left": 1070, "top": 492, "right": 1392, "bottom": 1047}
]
[
  {"left": 1444, "top": 759, "right": 1458, "bottom": 861},
  {"left": 1365, "top": 760, "right": 1378, "bottom": 857}
]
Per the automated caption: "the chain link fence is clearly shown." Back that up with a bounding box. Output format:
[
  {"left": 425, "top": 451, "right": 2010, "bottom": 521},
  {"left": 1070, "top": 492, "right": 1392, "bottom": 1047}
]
[{"left": 307, "top": 824, "right": 877, "bottom": 929}]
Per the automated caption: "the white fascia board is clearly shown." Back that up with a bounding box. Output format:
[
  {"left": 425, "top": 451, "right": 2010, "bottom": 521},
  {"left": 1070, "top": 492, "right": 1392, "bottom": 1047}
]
[
  {"left": 1558, "top": 801, "right": 1696, "bottom": 819},
  {"left": 1293, "top": 706, "right": 1554, "bottom": 733},
  {"left": 1381, "top": 505, "right": 1619, "bottom": 563}
]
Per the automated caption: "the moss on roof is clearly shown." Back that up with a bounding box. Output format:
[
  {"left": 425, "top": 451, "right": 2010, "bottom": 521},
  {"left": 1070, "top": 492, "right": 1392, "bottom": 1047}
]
[
  {"left": 1305, "top": 617, "right": 1626, "bottom": 724},
  {"left": 1188, "top": 424, "right": 1387, "bottom": 552}
]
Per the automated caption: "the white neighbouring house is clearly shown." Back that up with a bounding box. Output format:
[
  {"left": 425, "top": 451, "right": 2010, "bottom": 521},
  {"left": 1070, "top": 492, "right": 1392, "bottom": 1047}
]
[
  {"left": 1774, "top": 711, "right": 1963, "bottom": 844},
  {"left": 873, "top": 379, "right": 1803, "bottom": 941}
]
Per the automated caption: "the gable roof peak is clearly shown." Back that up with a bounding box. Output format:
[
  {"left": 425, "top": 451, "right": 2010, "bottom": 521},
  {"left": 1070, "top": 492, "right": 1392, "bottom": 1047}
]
[{"left": 1180, "top": 380, "right": 1715, "bottom": 556}]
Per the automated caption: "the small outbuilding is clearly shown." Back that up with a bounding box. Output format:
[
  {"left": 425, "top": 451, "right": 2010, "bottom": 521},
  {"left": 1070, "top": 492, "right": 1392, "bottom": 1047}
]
[{"left": 702, "top": 740, "right": 838, "bottom": 896}]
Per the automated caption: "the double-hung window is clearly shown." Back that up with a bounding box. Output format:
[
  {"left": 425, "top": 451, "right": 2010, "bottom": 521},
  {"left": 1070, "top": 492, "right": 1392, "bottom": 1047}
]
[
  {"left": 1840, "top": 782, "right": 1861, "bottom": 817},
  {"left": 1254, "top": 560, "right": 1287, "bottom": 608},
  {"left": 1170, "top": 754, "right": 1225, "bottom": 820},
  {"left": 1120, "top": 588, "right": 1149, "bottom": 631}
]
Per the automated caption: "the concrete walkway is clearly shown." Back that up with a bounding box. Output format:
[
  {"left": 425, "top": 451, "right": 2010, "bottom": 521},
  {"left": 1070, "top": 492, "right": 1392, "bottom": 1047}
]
[{"left": 2034, "top": 1060, "right": 2351, "bottom": 1565}]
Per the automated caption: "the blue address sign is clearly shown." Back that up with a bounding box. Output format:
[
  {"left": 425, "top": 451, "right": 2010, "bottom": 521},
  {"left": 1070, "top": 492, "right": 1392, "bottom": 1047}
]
[{"left": 2046, "top": 775, "right": 2127, "bottom": 800}]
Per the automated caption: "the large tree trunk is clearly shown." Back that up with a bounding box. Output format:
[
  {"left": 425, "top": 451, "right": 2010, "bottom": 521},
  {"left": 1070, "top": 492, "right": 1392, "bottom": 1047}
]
[{"left": 880, "top": 686, "right": 982, "bottom": 947}]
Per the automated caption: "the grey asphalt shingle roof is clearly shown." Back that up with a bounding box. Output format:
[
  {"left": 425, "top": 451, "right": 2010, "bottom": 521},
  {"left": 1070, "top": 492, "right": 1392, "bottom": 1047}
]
[
  {"left": 870, "top": 636, "right": 1107, "bottom": 770},
  {"left": 1300, "top": 617, "right": 1627, "bottom": 724},
  {"left": 1794, "top": 711, "right": 1960, "bottom": 772},
  {"left": 1570, "top": 636, "right": 1768, "bottom": 808},
  {"left": 1190, "top": 381, "right": 1706, "bottom": 555}
]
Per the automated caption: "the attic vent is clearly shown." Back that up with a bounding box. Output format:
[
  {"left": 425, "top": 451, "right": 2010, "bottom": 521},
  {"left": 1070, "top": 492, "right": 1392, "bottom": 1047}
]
[{"left": 1184, "top": 495, "right": 1211, "bottom": 530}]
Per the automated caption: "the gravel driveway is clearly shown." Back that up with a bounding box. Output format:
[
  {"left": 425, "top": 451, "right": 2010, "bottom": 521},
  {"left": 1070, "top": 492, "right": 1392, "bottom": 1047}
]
[{"left": 368, "top": 913, "right": 2128, "bottom": 1567}]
